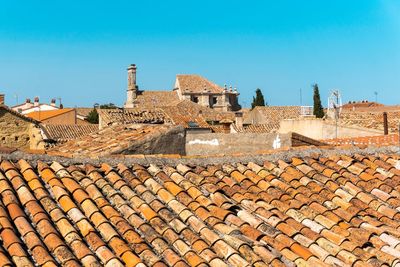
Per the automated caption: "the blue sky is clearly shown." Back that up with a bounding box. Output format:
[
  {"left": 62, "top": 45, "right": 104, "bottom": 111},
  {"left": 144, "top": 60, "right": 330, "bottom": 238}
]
[{"left": 0, "top": 1, "right": 399, "bottom": 108}]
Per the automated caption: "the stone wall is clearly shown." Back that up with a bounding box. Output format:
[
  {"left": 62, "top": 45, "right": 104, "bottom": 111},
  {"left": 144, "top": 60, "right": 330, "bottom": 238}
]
[
  {"left": 186, "top": 132, "right": 291, "bottom": 155},
  {"left": 0, "top": 110, "right": 32, "bottom": 148},
  {"left": 279, "top": 118, "right": 382, "bottom": 140},
  {"left": 0, "top": 110, "right": 45, "bottom": 150}
]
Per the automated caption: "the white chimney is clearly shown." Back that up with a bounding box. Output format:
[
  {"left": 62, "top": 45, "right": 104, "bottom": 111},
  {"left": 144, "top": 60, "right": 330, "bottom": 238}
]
[
  {"left": 235, "top": 112, "right": 243, "bottom": 128},
  {"left": 33, "top": 96, "right": 39, "bottom": 107},
  {"left": 50, "top": 98, "right": 56, "bottom": 107}
]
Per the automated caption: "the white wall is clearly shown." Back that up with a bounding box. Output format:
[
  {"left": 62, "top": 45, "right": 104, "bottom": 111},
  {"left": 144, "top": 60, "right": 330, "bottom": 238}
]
[{"left": 279, "top": 118, "right": 382, "bottom": 140}]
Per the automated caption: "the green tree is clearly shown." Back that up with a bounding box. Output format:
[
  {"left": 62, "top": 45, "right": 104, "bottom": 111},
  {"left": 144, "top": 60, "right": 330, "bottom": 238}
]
[
  {"left": 100, "top": 103, "right": 117, "bottom": 109},
  {"left": 86, "top": 108, "right": 99, "bottom": 124},
  {"left": 251, "top": 88, "right": 266, "bottom": 109},
  {"left": 313, "top": 83, "right": 324, "bottom": 118}
]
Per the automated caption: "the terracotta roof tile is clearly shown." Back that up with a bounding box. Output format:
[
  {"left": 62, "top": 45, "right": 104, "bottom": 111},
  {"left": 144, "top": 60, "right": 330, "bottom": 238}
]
[{"left": 2, "top": 152, "right": 400, "bottom": 265}]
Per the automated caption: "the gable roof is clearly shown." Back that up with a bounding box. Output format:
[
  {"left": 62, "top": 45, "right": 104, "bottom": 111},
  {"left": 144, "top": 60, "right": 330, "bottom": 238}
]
[
  {"left": 25, "top": 108, "right": 75, "bottom": 121},
  {"left": 0, "top": 104, "right": 39, "bottom": 124},
  {"left": 49, "top": 124, "right": 184, "bottom": 158},
  {"left": 160, "top": 100, "right": 235, "bottom": 131},
  {"left": 1, "top": 152, "right": 400, "bottom": 265},
  {"left": 176, "top": 74, "right": 225, "bottom": 94},
  {"left": 338, "top": 110, "right": 400, "bottom": 134},
  {"left": 134, "top": 91, "right": 180, "bottom": 108},
  {"left": 98, "top": 108, "right": 173, "bottom": 127},
  {"left": 244, "top": 106, "right": 302, "bottom": 125},
  {"left": 40, "top": 124, "right": 99, "bottom": 142}
]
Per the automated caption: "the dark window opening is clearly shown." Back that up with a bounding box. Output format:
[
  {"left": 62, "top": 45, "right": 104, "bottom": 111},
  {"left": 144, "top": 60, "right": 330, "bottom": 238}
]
[{"left": 191, "top": 96, "right": 199, "bottom": 103}]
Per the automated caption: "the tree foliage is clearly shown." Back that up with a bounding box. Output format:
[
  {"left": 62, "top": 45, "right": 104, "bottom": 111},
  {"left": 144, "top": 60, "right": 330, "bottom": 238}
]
[
  {"left": 86, "top": 108, "right": 99, "bottom": 124},
  {"left": 251, "top": 88, "right": 266, "bottom": 109},
  {"left": 313, "top": 84, "right": 324, "bottom": 118}
]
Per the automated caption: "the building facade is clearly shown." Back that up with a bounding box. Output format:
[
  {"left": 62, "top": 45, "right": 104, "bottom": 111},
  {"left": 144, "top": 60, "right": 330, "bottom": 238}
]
[{"left": 123, "top": 64, "right": 241, "bottom": 111}]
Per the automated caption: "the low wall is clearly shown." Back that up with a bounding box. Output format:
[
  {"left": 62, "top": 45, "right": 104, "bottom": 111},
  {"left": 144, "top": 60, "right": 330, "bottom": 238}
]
[
  {"left": 279, "top": 118, "right": 382, "bottom": 140},
  {"left": 186, "top": 132, "right": 291, "bottom": 155}
]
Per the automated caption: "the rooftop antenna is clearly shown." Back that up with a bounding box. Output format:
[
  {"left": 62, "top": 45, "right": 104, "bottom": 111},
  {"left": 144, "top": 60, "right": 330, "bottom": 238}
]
[
  {"left": 13, "top": 93, "right": 19, "bottom": 105},
  {"left": 299, "top": 88, "right": 302, "bottom": 105},
  {"left": 328, "top": 90, "right": 342, "bottom": 139},
  {"left": 56, "top": 97, "right": 63, "bottom": 109},
  {"left": 374, "top": 91, "right": 378, "bottom": 103}
]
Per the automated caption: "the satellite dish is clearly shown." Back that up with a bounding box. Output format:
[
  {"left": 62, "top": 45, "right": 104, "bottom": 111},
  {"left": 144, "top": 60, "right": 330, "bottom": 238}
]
[{"left": 327, "top": 90, "right": 342, "bottom": 120}]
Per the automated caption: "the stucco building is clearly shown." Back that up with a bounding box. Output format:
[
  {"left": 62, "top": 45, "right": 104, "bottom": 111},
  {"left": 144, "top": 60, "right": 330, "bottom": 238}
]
[{"left": 124, "top": 64, "right": 241, "bottom": 111}]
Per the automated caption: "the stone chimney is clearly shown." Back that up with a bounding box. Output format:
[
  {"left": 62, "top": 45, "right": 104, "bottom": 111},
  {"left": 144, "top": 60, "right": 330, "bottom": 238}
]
[
  {"left": 124, "top": 64, "right": 138, "bottom": 108},
  {"left": 0, "top": 94, "right": 4, "bottom": 105},
  {"left": 50, "top": 98, "right": 56, "bottom": 107},
  {"left": 25, "top": 98, "right": 33, "bottom": 108},
  {"left": 235, "top": 112, "right": 243, "bottom": 129},
  {"left": 383, "top": 112, "right": 388, "bottom": 135},
  {"left": 34, "top": 96, "right": 39, "bottom": 107}
]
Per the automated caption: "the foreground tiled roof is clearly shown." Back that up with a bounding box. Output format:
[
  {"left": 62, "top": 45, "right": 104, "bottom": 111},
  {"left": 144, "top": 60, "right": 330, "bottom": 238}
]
[
  {"left": 26, "top": 108, "right": 75, "bottom": 122},
  {"left": 2, "top": 152, "right": 400, "bottom": 265},
  {"left": 176, "top": 75, "right": 225, "bottom": 94},
  {"left": 49, "top": 124, "right": 181, "bottom": 158},
  {"left": 323, "top": 134, "right": 399, "bottom": 147},
  {"left": 338, "top": 111, "right": 400, "bottom": 134},
  {"left": 41, "top": 124, "right": 100, "bottom": 142},
  {"left": 98, "top": 108, "right": 173, "bottom": 127}
]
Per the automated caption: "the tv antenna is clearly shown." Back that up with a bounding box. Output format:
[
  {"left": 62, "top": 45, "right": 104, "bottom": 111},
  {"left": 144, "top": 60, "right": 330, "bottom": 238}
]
[{"left": 328, "top": 90, "right": 342, "bottom": 138}]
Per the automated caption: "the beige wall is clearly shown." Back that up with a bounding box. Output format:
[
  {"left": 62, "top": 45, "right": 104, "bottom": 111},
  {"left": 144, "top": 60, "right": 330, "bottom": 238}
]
[
  {"left": 186, "top": 132, "right": 291, "bottom": 155},
  {"left": 279, "top": 118, "right": 382, "bottom": 140},
  {"left": 41, "top": 110, "right": 77, "bottom": 124}
]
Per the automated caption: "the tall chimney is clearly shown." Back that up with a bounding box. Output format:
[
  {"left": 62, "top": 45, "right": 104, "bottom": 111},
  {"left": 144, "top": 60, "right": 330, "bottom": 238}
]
[
  {"left": 383, "top": 112, "right": 388, "bottom": 135},
  {"left": 34, "top": 96, "right": 39, "bottom": 107},
  {"left": 124, "top": 64, "right": 138, "bottom": 108},
  {"left": 0, "top": 94, "right": 4, "bottom": 105},
  {"left": 235, "top": 112, "right": 243, "bottom": 129}
]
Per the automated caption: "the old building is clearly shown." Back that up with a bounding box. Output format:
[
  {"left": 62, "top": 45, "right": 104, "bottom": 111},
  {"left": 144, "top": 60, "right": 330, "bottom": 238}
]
[
  {"left": 11, "top": 97, "right": 60, "bottom": 114},
  {"left": 25, "top": 108, "right": 88, "bottom": 125},
  {"left": 0, "top": 105, "right": 45, "bottom": 149},
  {"left": 124, "top": 64, "right": 241, "bottom": 111}
]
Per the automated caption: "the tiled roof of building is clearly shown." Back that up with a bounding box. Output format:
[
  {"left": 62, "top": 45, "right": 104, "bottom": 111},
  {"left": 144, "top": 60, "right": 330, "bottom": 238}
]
[
  {"left": 244, "top": 106, "right": 302, "bottom": 125},
  {"left": 232, "top": 123, "right": 279, "bottom": 133},
  {"left": 134, "top": 91, "right": 180, "bottom": 108},
  {"left": 2, "top": 152, "right": 400, "bottom": 265},
  {"left": 176, "top": 75, "right": 225, "bottom": 94},
  {"left": 26, "top": 108, "right": 74, "bottom": 122},
  {"left": 75, "top": 107, "right": 95, "bottom": 118},
  {"left": 98, "top": 108, "right": 173, "bottom": 127},
  {"left": 338, "top": 111, "right": 400, "bottom": 133},
  {"left": 342, "top": 101, "right": 383, "bottom": 110},
  {"left": 41, "top": 124, "right": 99, "bottom": 142},
  {"left": 49, "top": 124, "right": 182, "bottom": 158},
  {"left": 323, "top": 134, "right": 399, "bottom": 147},
  {"left": 161, "top": 100, "right": 235, "bottom": 131}
]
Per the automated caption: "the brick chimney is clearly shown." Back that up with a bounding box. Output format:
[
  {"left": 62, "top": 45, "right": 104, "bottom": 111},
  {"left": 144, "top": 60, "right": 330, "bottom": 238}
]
[
  {"left": 235, "top": 112, "right": 243, "bottom": 129},
  {"left": 34, "top": 96, "right": 39, "bottom": 107},
  {"left": 0, "top": 94, "right": 4, "bottom": 105},
  {"left": 383, "top": 112, "right": 388, "bottom": 135},
  {"left": 124, "top": 64, "right": 138, "bottom": 108}
]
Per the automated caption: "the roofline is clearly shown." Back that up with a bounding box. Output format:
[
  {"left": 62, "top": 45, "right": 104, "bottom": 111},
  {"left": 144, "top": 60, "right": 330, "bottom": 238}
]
[
  {"left": 0, "top": 105, "right": 40, "bottom": 124},
  {"left": 26, "top": 108, "right": 75, "bottom": 121}
]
